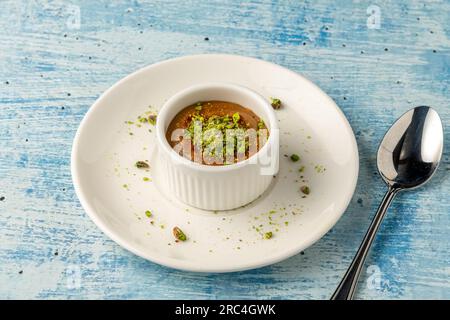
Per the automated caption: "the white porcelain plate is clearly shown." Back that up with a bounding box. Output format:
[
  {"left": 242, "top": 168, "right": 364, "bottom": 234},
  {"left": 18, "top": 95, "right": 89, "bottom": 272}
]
[{"left": 71, "top": 54, "right": 359, "bottom": 272}]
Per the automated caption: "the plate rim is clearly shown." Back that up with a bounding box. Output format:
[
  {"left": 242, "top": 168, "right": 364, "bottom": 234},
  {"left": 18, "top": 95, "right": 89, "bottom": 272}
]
[{"left": 71, "top": 53, "right": 359, "bottom": 273}]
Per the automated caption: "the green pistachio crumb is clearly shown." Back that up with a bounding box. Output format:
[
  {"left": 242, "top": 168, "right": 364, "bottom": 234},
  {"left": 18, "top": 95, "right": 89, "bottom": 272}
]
[
  {"left": 290, "top": 154, "right": 300, "bottom": 162},
  {"left": 148, "top": 114, "right": 157, "bottom": 125},
  {"left": 314, "top": 164, "right": 326, "bottom": 173},
  {"left": 135, "top": 161, "right": 149, "bottom": 169},
  {"left": 257, "top": 119, "right": 266, "bottom": 129},
  {"left": 264, "top": 232, "right": 273, "bottom": 239},
  {"left": 298, "top": 166, "right": 305, "bottom": 173},
  {"left": 143, "top": 177, "right": 150, "bottom": 181},
  {"left": 232, "top": 112, "right": 240, "bottom": 123},
  {"left": 173, "top": 226, "right": 187, "bottom": 241},
  {"left": 138, "top": 116, "right": 148, "bottom": 123},
  {"left": 270, "top": 97, "right": 282, "bottom": 109},
  {"left": 145, "top": 210, "right": 152, "bottom": 218},
  {"left": 195, "top": 103, "right": 202, "bottom": 111},
  {"left": 300, "top": 185, "right": 310, "bottom": 195}
]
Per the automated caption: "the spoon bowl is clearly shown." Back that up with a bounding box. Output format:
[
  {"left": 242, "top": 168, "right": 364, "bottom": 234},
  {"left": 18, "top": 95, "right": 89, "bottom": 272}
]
[{"left": 377, "top": 106, "right": 443, "bottom": 189}]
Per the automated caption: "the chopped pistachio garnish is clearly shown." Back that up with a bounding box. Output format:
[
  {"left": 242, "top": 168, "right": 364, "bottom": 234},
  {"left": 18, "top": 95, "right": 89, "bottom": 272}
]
[
  {"left": 185, "top": 111, "right": 252, "bottom": 160},
  {"left": 264, "top": 231, "right": 273, "bottom": 239},
  {"left": 148, "top": 114, "right": 157, "bottom": 125},
  {"left": 270, "top": 97, "right": 282, "bottom": 109},
  {"left": 173, "top": 226, "right": 187, "bottom": 241},
  {"left": 232, "top": 112, "right": 240, "bottom": 123},
  {"left": 145, "top": 210, "right": 152, "bottom": 218},
  {"left": 300, "top": 185, "right": 310, "bottom": 195},
  {"left": 138, "top": 115, "right": 148, "bottom": 123},
  {"left": 314, "top": 164, "right": 326, "bottom": 173},
  {"left": 143, "top": 177, "right": 150, "bottom": 181},
  {"left": 298, "top": 165, "right": 305, "bottom": 173},
  {"left": 135, "top": 161, "right": 149, "bottom": 169},
  {"left": 257, "top": 118, "right": 265, "bottom": 129},
  {"left": 290, "top": 154, "right": 300, "bottom": 162}
]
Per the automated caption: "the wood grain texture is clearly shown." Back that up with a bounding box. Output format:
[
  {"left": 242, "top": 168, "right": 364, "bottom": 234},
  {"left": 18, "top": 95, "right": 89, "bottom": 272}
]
[{"left": 0, "top": 0, "right": 449, "bottom": 299}]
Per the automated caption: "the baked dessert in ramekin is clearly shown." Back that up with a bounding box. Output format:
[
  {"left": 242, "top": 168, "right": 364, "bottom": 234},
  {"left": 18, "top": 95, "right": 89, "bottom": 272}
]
[{"left": 156, "top": 82, "right": 279, "bottom": 210}]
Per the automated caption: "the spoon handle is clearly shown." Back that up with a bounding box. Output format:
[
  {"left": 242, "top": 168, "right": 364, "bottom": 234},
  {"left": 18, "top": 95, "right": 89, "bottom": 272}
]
[{"left": 331, "top": 187, "right": 399, "bottom": 300}]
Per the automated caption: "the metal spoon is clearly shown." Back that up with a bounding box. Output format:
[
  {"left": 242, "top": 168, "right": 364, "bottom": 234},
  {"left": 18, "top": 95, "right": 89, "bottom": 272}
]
[{"left": 331, "top": 106, "right": 443, "bottom": 300}]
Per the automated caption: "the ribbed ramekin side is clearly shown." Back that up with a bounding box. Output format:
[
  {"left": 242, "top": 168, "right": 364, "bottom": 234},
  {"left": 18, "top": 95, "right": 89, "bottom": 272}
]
[{"left": 164, "top": 162, "right": 272, "bottom": 210}]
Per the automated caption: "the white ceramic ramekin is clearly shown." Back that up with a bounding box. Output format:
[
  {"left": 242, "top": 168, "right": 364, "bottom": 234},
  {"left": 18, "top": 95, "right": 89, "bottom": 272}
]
[{"left": 155, "top": 82, "right": 279, "bottom": 210}]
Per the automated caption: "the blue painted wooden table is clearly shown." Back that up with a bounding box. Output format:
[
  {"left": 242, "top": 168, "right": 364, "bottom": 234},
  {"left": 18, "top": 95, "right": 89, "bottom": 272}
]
[{"left": 0, "top": 0, "right": 449, "bottom": 299}]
